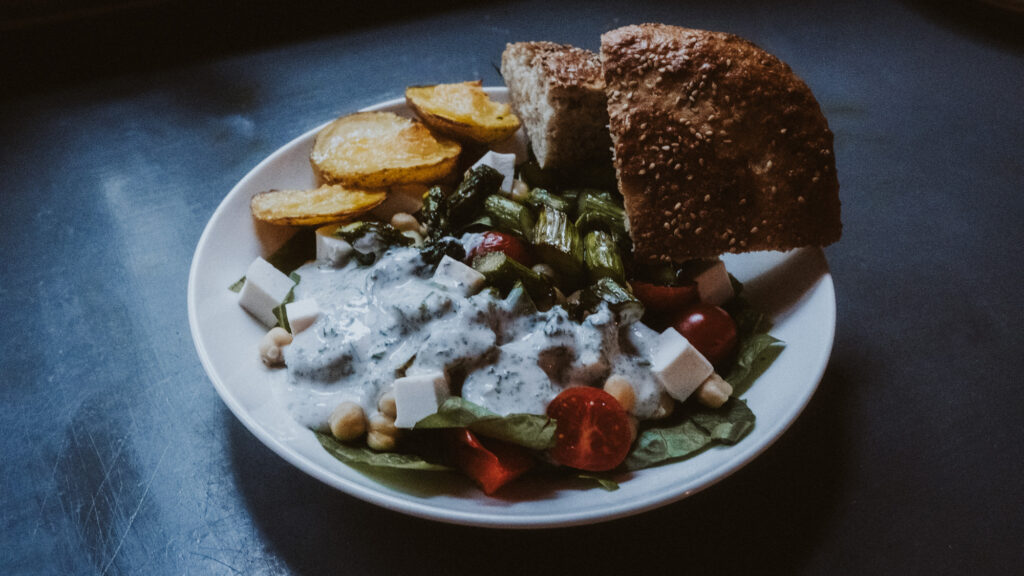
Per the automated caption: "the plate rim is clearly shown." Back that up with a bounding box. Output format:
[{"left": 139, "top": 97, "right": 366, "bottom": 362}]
[{"left": 187, "top": 88, "right": 836, "bottom": 528}]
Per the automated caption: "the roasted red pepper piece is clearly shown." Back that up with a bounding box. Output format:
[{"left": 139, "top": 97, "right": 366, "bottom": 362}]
[{"left": 446, "top": 428, "right": 536, "bottom": 495}]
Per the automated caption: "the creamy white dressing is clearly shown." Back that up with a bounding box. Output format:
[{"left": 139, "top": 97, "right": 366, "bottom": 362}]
[{"left": 281, "top": 237, "right": 665, "bottom": 430}]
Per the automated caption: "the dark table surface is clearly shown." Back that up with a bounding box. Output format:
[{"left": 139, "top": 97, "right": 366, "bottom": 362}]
[{"left": 2, "top": 0, "right": 1022, "bottom": 574}]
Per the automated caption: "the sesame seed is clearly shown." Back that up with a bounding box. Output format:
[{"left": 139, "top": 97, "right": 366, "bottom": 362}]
[
  {"left": 703, "top": 194, "right": 711, "bottom": 202},
  {"left": 797, "top": 196, "right": 806, "bottom": 203},
  {"left": 674, "top": 201, "right": 682, "bottom": 210},
  {"left": 694, "top": 227, "right": 703, "bottom": 235},
  {"left": 638, "top": 168, "right": 646, "bottom": 175},
  {"left": 750, "top": 226, "right": 759, "bottom": 234}
]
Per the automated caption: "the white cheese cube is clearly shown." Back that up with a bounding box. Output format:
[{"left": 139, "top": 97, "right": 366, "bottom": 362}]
[
  {"left": 432, "top": 255, "right": 486, "bottom": 297},
  {"left": 695, "top": 259, "right": 734, "bottom": 306},
  {"left": 315, "top": 226, "right": 354, "bottom": 265},
  {"left": 238, "top": 257, "right": 296, "bottom": 327},
  {"left": 370, "top": 184, "right": 427, "bottom": 220},
  {"left": 392, "top": 371, "right": 450, "bottom": 428},
  {"left": 651, "top": 328, "right": 714, "bottom": 402},
  {"left": 470, "top": 150, "right": 516, "bottom": 193},
  {"left": 284, "top": 298, "right": 319, "bottom": 334}
]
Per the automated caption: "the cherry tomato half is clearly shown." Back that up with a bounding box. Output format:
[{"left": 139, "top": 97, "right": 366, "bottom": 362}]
[
  {"left": 468, "top": 231, "right": 534, "bottom": 267},
  {"left": 631, "top": 281, "right": 699, "bottom": 330},
  {"left": 546, "top": 387, "right": 634, "bottom": 472},
  {"left": 672, "top": 302, "right": 738, "bottom": 368}
]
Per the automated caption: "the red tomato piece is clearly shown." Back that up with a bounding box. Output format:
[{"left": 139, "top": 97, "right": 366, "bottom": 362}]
[
  {"left": 546, "top": 387, "right": 633, "bottom": 472},
  {"left": 631, "top": 281, "right": 699, "bottom": 329},
  {"left": 468, "top": 231, "right": 534, "bottom": 267},
  {"left": 446, "top": 429, "right": 535, "bottom": 495},
  {"left": 672, "top": 302, "right": 739, "bottom": 368}
]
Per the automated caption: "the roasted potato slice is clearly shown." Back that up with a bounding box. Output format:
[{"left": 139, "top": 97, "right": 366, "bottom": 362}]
[
  {"left": 311, "top": 111, "right": 461, "bottom": 188},
  {"left": 250, "top": 184, "right": 387, "bottom": 226},
  {"left": 406, "top": 81, "right": 521, "bottom": 144}
]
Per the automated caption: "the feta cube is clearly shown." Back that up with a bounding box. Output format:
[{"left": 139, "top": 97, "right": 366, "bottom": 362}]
[
  {"left": 392, "top": 371, "right": 450, "bottom": 428},
  {"left": 651, "top": 328, "right": 714, "bottom": 402},
  {"left": 315, "top": 226, "right": 354, "bottom": 265},
  {"left": 695, "top": 259, "right": 734, "bottom": 306},
  {"left": 238, "top": 257, "right": 296, "bottom": 327},
  {"left": 470, "top": 150, "right": 516, "bottom": 193},
  {"left": 284, "top": 298, "right": 319, "bottom": 334},
  {"left": 432, "top": 255, "right": 486, "bottom": 297},
  {"left": 371, "top": 183, "right": 427, "bottom": 220}
]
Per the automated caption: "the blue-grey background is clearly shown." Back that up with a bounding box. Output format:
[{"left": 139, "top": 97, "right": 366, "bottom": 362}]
[{"left": 2, "top": 0, "right": 1021, "bottom": 574}]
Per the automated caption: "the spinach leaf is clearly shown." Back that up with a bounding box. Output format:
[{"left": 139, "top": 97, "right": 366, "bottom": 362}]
[
  {"left": 415, "top": 397, "right": 557, "bottom": 451},
  {"left": 623, "top": 398, "right": 756, "bottom": 471},
  {"left": 724, "top": 294, "right": 785, "bottom": 396},
  {"left": 315, "top": 432, "right": 450, "bottom": 471}
]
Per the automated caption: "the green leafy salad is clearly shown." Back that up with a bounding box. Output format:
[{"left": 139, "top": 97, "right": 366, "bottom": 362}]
[{"left": 243, "top": 161, "right": 784, "bottom": 494}]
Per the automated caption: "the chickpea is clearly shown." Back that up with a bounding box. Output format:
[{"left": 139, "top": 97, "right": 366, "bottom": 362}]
[
  {"left": 510, "top": 179, "right": 531, "bottom": 202},
  {"left": 377, "top": 391, "right": 397, "bottom": 419},
  {"left": 390, "top": 212, "right": 421, "bottom": 233},
  {"left": 258, "top": 327, "right": 292, "bottom": 367},
  {"left": 366, "top": 412, "right": 400, "bottom": 452},
  {"left": 401, "top": 229, "right": 424, "bottom": 246},
  {"left": 531, "top": 263, "right": 556, "bottom": 280},
  {"left": 328, "top": 401, "right": 366, "bottom": 441},
  {"left": 603, "top": 375, "right": 636, "bottom": 413},
  {"left": 650, "top": 390, "right": 676, "bottom": 420},
  {"left": 695, "top": 373, "right": 733, "bottom": 408}
]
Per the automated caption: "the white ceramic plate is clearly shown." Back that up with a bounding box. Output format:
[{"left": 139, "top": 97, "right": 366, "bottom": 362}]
[{"left": 188, "top": 88, "right": 836, "bottom": 528}]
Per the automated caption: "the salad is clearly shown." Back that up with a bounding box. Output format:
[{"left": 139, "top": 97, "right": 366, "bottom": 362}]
[{"left": 232, "top": 83, "right": 784, "bottom": 495}]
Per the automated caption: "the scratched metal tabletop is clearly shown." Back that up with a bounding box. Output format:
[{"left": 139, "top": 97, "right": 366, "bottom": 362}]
[{"left": 2, "top": 0, "right": 1022, "bottom": 574}]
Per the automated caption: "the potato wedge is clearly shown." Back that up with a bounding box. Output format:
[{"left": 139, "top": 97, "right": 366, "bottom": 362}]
[
  {"left": 406, "top": 81, "right": 521, "bottom": 144},
  {"left": 250, "top": 184, "right": 387, "bottom": 226},
  {"left": 311, "top": 111, "right": 461, "bottom": 188}
]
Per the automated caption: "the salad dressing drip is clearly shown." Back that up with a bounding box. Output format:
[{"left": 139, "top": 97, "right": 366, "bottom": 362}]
[{"left": 282, "top": 241, "right": 664, "bottom": 430}]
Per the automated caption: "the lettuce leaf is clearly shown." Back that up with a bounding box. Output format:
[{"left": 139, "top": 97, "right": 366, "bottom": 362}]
[
  {"left": 315, "top": 432, "right": 450, "bottom": 471},
  {"left": 724, "top": 295, "right": 785, "bottom": 396},
  {"left": 622, "top": 398, "right": 756, "bottom": 471},
  {"left": 414, "top": 397, "right": 557, "bottom": 451}
]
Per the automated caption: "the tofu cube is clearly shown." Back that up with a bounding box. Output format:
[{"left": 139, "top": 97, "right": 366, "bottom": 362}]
[
  {"left": 470, "top": 150, "right": 516, "bottom": 193},
  {"left": 238, "top": 257, "right": 296, "bottom": 327},
  {"left": 432, "top": 255, "right": 486, "bottom": 297},
  {"left": 315, "top": 226, "right": 354, "bottom": 265},
  {"left": 651, "top": 328, "right": 714, "bottom": 402},
  {"left": 284, "top": 298, "right": 319, "bottom": 334},
  {"left": 392, "top": 371, "right": 450, "bottom": 428},
  {"left": 695, "top": 259, "right": 734, "bottom": 306}
]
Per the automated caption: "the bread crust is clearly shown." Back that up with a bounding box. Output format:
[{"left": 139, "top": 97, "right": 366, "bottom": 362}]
[
  {"left": 501, "top": 42, "right": 611, "bottom": 174},
  {"left": 601, "top": 24, "right": 841, "bottom": 262}
]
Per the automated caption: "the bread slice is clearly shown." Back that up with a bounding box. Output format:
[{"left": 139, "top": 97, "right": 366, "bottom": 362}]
[
  {"left": 500, "top": 41, "right": 612, "bottom": 175},
  {"left": 601, "top": 24, "right": 841, "bottom": 262}
]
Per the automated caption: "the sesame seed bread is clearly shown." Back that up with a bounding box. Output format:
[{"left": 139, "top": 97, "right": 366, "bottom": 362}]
[
  {"left": 500, "top": 42, "right": 612, "bottom": 175},
  {"left": 601, "top": 24, "right": 842, "bottom": 262}
]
